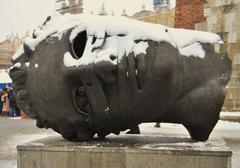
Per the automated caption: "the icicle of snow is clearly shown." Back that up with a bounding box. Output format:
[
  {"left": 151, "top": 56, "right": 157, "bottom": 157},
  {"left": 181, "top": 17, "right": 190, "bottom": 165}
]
[
  {"left": 10, "top": 63, "right": 21, "bottom": 70},
  {"left": 133, "top": 42, "right": 149, "bottom": 56},
  {"left": 168, "top": 28, "right": 222, "bottom": 48},
  {"left": 179, "top": 43, "right": 206, "bottom": 58}
]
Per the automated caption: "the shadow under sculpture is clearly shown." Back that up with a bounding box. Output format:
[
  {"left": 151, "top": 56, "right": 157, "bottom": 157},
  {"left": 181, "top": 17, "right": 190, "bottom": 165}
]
[{"left": 9, "top": 15, "right": 232, "bottom": 141}]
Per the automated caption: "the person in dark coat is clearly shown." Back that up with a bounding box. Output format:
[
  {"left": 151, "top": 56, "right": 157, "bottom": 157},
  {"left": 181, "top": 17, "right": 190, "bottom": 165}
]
[
  {"left": 8, "top": 89, "right": 16, "bottom": 117},
  {"left": 75, "top": 86, "right": 91, "bottom": 114},
  {"left": 0, "top": 89, "right": 3, "bottom": 116}
]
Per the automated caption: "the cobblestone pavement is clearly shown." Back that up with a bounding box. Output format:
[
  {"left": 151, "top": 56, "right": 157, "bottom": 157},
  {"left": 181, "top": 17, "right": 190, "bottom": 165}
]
[{"left": 0, "top": 117, "right": 239, "bottom": 168}]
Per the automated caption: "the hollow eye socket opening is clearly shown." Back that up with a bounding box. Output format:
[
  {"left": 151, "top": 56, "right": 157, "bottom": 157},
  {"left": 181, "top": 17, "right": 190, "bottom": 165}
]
[{"left": 71, "top": 31, "right": 87, "bottom": 59}]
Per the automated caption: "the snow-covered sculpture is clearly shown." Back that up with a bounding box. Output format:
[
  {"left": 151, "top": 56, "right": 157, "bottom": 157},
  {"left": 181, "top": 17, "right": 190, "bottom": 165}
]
[{"left": 9, "top": 15, "right": 231, "bottom": 141}]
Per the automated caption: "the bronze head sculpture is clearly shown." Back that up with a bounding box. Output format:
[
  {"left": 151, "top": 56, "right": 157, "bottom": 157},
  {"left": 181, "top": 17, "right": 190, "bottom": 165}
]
[{"left": 9, "top": 15, "right": 232, "bottom": 141}]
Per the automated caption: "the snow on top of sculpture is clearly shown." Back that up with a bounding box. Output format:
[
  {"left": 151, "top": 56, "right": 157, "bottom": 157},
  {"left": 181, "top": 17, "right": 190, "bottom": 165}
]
[{"left": 13, "top": 14, "right": 223, "bottom": 65}]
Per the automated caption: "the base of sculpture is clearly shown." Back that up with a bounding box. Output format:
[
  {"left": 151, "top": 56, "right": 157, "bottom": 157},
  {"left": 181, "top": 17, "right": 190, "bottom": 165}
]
[{"left": 17, "top": 135, "right": 232, "bottom": 168}]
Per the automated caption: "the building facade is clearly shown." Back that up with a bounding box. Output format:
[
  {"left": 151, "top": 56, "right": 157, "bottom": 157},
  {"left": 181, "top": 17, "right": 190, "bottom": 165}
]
[
  {"left": 55, "top": 0, "right": 83, "bottom": 15},
  {"left": 154, "top": 0, "right": 170, "bottom": 13},
  {"left": 0, "top": 34, "right": 23, "bottom": 69},
  {"left": 132, "top": 9, "right": 175, "bottom": 27},
  {"left": 98, "top": 3, "right": 108, "bottom": 16},
  {"left": 203, "top": 0, "right": 240, "bottom": 111},
  {"left": 175, "top": 0, "right": 240, "bottom": 111},
  {"left": 153, "top": 0, "right": 170, "bottom": 7},
  {"left": 175, "top": 0, "right": 206, "bottom": 29},
  {"left": 131, "top": 1, "right": 174, "bottom": 27}
]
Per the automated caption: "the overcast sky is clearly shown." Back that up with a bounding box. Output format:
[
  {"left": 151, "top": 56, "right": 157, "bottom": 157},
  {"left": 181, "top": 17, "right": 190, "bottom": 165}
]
[{"left": 0, "top": 0, "right": 176, "bottom": 42}]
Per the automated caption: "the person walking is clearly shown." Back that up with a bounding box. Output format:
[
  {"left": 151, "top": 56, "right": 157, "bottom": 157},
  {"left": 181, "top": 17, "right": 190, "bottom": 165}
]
[
  {"left": 0, "top": 89, "right": 3, "bottom": 116},
  {"left": 8, "top": 89, "right": 16, "bottom": 117},
  {"left": 1, "top": 88, "right": 10, "bottom": 117}
]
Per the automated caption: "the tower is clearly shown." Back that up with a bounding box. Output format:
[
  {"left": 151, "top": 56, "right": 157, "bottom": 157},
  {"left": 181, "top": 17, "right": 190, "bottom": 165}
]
[
  {"left": 153, "top": 0, "right": 170, "bottom": 6},
  {"left": 98, "top": 3, "right": 108, "bottom": 16},
  {"left": 153, "top": 0, "right": 170, "bottom": 13},
  {"left": 55, "top": 0, "right": 83, "bottom": 15},
  {"left": 121, "top": 9, "right": 128, "bottom": 17}
]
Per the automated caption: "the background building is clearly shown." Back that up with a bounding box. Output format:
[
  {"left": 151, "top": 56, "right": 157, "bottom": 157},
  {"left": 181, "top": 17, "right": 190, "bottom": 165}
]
[
  {"left": 175, "top": 0, "right": 240, "bottom": 111},
  {"left": 0, "top": 33, "right": 27, "bottom": 69},
  {"left": 55, "top": 0, "right": 83, "bottom": 15},
  {"left": 154, "top": 0, "right": 170, "bottom": 13},
  {"left": 131, "top": 1, "right": 174, "bottom": 27},
  {"left": 203, "top": 0, "right": 240, "bottom": 111},
  {"left": 175, "top": 0, "right": 206, "bottom": 29},
  {"left": 98, "top": 3, "right": 108, "bottom": 16}
]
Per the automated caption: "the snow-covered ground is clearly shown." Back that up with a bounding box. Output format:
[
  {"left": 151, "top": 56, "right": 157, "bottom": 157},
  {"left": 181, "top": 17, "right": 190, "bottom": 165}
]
[
  {"left": 138, "top": 120, "right": 240, "bottom": 168},
  {"left": 220, "top": 112, "right": 240, "bottom": 122},
  {"left": 215, "top": 120, "right": 240, "bottom": 130},
  {"left": 0, "top": 117, "right": 240, "bottom": 168},
  {"left": 221, "top": 112, "right": 240, "bottom": 117},
  {"left": 0, "top": 117, "right": 58, "bottom": 168}
]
